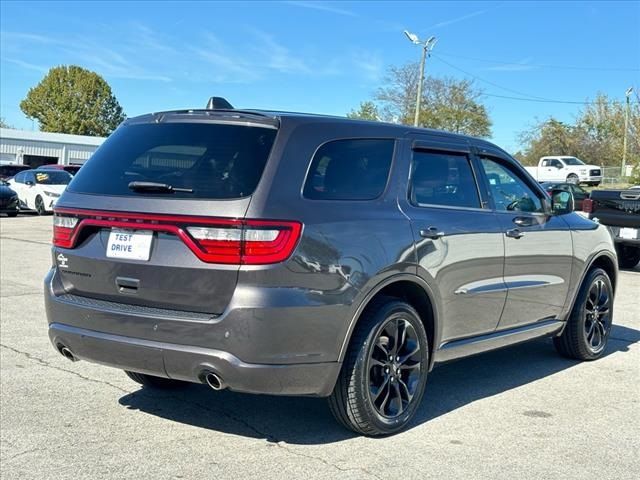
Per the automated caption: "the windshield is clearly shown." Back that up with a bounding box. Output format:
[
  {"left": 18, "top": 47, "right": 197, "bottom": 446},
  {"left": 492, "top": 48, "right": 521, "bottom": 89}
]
[
  {"left": 68, "top": 122, "right": 277, "bottom": 199},
  {"left": 34, "top": 171, "right": 73, "bottom": 185},
  {"left": 562, "top": 157, "right": 585, "bottom": 166}
]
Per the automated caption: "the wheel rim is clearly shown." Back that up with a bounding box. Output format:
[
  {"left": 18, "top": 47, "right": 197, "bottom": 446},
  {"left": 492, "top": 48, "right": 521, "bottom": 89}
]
[
  {"left": 367, "top": 317, "right": 422, "bottom": 419},
  {"left": 568, "top": 175, "right": 579, "bottom": 184},
  {"left": 36, "top": 197, "right": 44, "bottom": 214},
  {"left": 583, "top": 278, "right": 611, "bottom": 353}
]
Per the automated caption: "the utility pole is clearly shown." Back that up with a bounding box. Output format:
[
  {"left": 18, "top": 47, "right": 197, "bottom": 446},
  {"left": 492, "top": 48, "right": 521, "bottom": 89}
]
[
  {"left": 403, "top": 31, "right": 437, "bottom": 127},
  {"left": 622, "top": 87, "right": 633, "bottom": 177}
]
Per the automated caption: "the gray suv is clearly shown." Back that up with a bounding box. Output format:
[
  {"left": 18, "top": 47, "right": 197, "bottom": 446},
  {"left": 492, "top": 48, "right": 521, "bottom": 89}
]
[{"left": 45, "top": 101, "right": 618, "bottom": 435}]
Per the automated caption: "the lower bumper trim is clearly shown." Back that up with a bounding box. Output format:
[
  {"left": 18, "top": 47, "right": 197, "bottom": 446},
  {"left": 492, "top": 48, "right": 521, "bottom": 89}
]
[{"left": 49, "top": 323, "right": 340, "bottom": 397}]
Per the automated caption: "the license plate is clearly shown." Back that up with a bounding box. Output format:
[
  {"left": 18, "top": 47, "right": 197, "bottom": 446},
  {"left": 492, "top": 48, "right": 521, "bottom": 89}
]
[
  {"left": 619, "top": 228, "right": 638, "bottom": 240},
  {"left": 106, "top": 229, "right": 153, "bottom": 261}
]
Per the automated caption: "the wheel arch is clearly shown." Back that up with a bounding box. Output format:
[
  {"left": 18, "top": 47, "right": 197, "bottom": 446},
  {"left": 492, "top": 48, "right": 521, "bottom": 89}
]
[
  {"left": 338, "top": 275, "right": 440, "bottom": 371},
  {"left": 565, "top": 250, "right": 618, "bottom": 320}
]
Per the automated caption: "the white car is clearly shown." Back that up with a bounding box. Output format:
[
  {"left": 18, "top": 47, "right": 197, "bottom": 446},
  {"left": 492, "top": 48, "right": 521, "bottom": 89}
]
[
  {"left": 8, "top": 169, "right": 72, "bottom": 215},
  {"left": 524, "top": 156, "right": 603, "bottom": 186}
]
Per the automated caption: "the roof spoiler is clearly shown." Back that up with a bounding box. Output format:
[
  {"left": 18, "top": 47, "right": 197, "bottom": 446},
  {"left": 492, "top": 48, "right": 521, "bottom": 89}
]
[{"left": 206, "top": 97, "right": 234, "bottom": 110}]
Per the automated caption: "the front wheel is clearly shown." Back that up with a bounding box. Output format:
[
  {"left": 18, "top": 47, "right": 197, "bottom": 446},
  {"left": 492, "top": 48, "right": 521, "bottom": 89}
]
[
  {"left": 554, "top": 268, "right": 613, "bottom": 360},
  {"left": 566, "top": 173, "right": 579, "bottom": 185},
  {"left": 616, "top": 245, "right": 640, "bottom": 269},
  {"left": 328, "top": 298, "right": 429, "bottom": 436},
  {"left": 35, "top": 195, "right": 46, "bottom": 215}
]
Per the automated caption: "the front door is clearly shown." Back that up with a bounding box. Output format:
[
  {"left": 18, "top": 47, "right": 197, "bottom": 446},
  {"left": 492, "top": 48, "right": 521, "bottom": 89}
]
[
  {"left": 400, "top": 137, "right": 506, "bottom": 344},
  {"left": 476, "top": 153, "right": 573, "bottom": 329}
]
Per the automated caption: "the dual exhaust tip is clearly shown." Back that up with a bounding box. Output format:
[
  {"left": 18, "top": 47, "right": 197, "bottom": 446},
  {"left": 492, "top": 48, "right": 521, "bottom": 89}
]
[
  {"left": 203, "top": 371, "right": 225, "bottom": 391},
  {"left": 57, "top": 344, "right": 226, "bottom": 391},
  {"left": 58, "top": 345, "right": 78, "bottom": 362}
]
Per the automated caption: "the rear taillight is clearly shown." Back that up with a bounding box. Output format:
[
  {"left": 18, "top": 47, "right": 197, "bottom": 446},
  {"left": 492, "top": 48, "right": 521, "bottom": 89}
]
[
  {"left": 583, "top": 198, "right": 594, "bottom": 214},
  {"left": 53, "top": 214, "right": 79, "bottom": 248},
  {"left": 52, "top": 209, "right": 302, "bottom": 265}
]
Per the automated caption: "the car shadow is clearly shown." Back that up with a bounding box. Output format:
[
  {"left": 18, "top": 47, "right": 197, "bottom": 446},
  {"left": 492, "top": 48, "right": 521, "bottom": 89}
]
[{"left": 118, "top": 324, "right": 639, "bottom": 444}]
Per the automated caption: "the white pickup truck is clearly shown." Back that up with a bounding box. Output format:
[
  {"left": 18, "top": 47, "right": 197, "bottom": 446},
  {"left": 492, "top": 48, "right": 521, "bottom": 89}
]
[{"left": 524, "top": 156, "right": 602, "bottom": 186}]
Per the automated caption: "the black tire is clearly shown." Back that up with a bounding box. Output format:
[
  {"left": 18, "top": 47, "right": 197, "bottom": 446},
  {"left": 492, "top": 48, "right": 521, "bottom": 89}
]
[
  {"left": 554, "top": 268, "right": 613, "bottom": 361},
  {"left": 35, "top": 195, "right": 46, "bottom": 215},
  {"left": 125, "top": 371, "right": 188, "bottom": 389},
  {"left": 616, "top": 245, "right": 640, "bottom": 269},
  {"left": 7, "top": 212, "right": 18, "bottom": 217},
  {"left": 328, "top": 298, "right": 429, "bottom": 436},
  {"left": 566, "top": 173, "right": 579, "bottom": 185}
]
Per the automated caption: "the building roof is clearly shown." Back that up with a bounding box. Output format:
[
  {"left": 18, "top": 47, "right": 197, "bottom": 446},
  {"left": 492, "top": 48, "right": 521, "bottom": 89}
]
[{"left": 0, "top": 128, "right": 105, "bottom": 146}]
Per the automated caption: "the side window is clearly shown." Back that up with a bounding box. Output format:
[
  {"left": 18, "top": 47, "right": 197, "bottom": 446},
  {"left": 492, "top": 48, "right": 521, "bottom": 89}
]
[
  {"left": 14, "top": 171, "right": 25, "bottom": 183},
  {"left": 25, "top": 172, "right": 35, "bottom": 184},
  {"left": 551, "top": 159, "right": 562, "bottom": 168},
  {"left": 410, "top": 151, "right": 480, "bottom": 208},
  {"left": 479, "top": 157, "right": 544, "bottom": 213},
  {"left": 303, "top": 139, "right": 394, "bottom": 200},
  {"left": 541, "top": 159, "right": 550, "bottom": 167}
]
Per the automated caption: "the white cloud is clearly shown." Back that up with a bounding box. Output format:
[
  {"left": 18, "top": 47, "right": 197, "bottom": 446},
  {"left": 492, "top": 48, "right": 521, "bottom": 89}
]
[{"left": 283, "top": 1, "right": 358, "bottom": 17}]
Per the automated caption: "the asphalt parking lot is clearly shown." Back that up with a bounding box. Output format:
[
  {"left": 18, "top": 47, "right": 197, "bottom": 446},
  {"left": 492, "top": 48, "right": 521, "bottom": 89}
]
[{"left": 1, "top": 214, "right": 639, "bottom": 480}]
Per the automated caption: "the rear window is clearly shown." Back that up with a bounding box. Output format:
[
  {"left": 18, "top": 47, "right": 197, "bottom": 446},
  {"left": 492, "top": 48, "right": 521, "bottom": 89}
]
[
  {"left": 68, "top": 123, "right": 277, "bottom": 199},
  {"left": 34, "top": 171, "right": 73, "bottom": 185},
  {"left": 303, "top": 139, "right": 394, "bottom": 200}
]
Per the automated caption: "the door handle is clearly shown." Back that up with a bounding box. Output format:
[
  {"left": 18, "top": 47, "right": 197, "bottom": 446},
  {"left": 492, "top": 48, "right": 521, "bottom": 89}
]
[
  {"left": 505, "top": 228, "right": 525, "bottom": 239},
  {"left": 420, "top": 227, "right": 445, "bottom": 239}
]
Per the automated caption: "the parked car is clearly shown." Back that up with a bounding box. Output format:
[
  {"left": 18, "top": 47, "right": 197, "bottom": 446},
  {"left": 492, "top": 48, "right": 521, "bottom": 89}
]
[
  {"left": 525, "top": 156, "right": 602, "bottom": 186},
  {"left": 585, "top": 188, "right": 640, "bottom": 269},
  {"left": 0, "top": 179, "right": 19, "bottom": 217},
  {"left": 8, "top": 169, "right": 72, "bottom": 215},
  {"left": 37, "top": 164, "right": 82, "bottom": 175},
  {"left": 45, "top": 99, "right": 618, "bottom": 436},
  {"left": 541, "top": 182, "right": 590, "bottom": 210},
  {"left": 0, "top": 164, "right": 29, "bottom": 180}
]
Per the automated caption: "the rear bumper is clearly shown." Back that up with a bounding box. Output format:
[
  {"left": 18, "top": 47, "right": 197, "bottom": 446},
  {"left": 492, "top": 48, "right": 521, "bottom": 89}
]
[
  {"left": 44, "top": 267, "right": 346, "bottom": 397},
  {"left": 48, "top": 323, "right": 340, "bottom": 396}
]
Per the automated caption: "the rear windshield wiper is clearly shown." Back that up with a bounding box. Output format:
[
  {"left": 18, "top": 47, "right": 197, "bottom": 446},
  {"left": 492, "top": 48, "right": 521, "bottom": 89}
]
[{"left": 128, "top": 181, "right": 193, "bottom": 193}]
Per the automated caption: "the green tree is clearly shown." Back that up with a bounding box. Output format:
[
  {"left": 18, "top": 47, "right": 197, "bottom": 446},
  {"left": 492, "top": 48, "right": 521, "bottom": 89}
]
[
  {"left": 374, "top": 62, "right": 491, "bottom": 137},
  {"left": 517, "top": 93, "right": 640, "bottom": 170},
  {"left": 347, "top": 101, "right": 380, "bottom": 120},
  {"left": 20, "top": 65, "right": 125, "bottom": 136}
]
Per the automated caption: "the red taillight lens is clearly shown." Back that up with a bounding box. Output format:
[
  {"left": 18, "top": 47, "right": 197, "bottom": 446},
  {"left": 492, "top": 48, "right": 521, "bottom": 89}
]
[
  {"left": 583, "top": 198, "right": 594, "bottom": 213},
  {"left": 52, "top": 209, "right": 302, "bottom": 265},
  {"left": 53, "top": 214, "right": 79, "bottom": 248},
  {"left": 186, "top": 221, "right": 302, "bottom": 264}
]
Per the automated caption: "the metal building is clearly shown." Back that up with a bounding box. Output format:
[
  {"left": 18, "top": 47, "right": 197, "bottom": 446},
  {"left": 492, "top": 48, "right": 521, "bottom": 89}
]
[{"left": 0, "top": 128, "right": 105, "bottom": 168}]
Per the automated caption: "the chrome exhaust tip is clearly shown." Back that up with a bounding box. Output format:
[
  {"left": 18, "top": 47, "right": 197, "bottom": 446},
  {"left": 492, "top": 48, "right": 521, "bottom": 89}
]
[
  {"left": 204, "top": 371, "right": 225, "bottom": 391},
  {"left": 59, "top": 346, "right": 78, "bottom": 362}
]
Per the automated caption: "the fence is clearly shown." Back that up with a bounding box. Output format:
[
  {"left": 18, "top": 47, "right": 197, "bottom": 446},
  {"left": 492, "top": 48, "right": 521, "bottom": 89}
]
[{"left": 600, "top": 165, "right": 634, "bottom": 186}]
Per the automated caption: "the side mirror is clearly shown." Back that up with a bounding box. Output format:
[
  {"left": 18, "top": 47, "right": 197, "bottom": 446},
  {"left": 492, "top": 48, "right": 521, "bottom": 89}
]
[
  {"left": 551, "top": 188, "right": 574, "bottom": 214},
  {"left": 25, "top": 181, "right": 34, "bottom": 186},
  {"left": 556, "top": 164, "right": 563, "bottom": 169}
]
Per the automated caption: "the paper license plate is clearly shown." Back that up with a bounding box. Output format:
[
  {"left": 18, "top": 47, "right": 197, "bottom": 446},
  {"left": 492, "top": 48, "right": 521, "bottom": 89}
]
[
  {"left": 619, "top": 228, "right": 638, "bottom": 240},
  {"left": 106, "top": 229, "right": 153, "bottom": 261}
]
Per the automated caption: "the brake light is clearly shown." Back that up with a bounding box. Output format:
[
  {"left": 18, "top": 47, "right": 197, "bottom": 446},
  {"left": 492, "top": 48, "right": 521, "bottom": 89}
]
[
  {"left": 52, "top": 209, "right": 302, "bottom": 265},
  {"left": 583, "top": 198, "right": 594, "bottom": 214},
  {"left": 53, "top": 215, "right": 79, "bottom": 248}
]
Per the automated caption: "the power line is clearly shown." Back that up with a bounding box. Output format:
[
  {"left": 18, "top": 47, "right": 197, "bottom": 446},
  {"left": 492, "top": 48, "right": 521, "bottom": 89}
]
[
  {"left": 437, "top": 51, "right": 640, "bottom": 72},
  {"left": 432, "top": 54, "right": 639, "bottom": 105},
  {"left": 432, "top": 54, "right": 556, "bottom": 101}
]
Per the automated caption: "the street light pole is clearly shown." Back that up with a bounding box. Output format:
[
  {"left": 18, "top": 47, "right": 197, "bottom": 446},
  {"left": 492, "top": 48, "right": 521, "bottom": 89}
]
[
  {"left": 622, "top": 87, "right": 633, "bottom": 177},
  {"left": 404, "top": 31, "right": 437, "bottom": 127}
]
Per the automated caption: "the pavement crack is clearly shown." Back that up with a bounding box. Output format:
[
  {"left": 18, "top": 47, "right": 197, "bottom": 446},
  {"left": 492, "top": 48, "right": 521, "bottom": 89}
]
[
  {"left": 0, "top": 343, "right": 130, "bottom": 394},
  {"left": 0, "top": 236, "right": 51, "bottom": 245}
]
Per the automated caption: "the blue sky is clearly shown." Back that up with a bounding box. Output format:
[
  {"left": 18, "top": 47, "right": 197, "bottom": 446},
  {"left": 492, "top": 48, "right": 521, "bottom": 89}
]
[{"left": 1, "top": 0, "right": 638, "bottom": 152}]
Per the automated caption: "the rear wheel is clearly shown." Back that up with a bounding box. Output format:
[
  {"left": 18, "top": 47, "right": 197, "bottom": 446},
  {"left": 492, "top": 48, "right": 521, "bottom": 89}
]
[
  {"left": 566, "top": 173, "right": 579, "bottom": 185},
  {"left": 616, "top": 245, "right": 640, "bottom": 269},
  {"left": 328, "top": 298, "right": 429, "bottom": 436},
  {"left": 125, "top": 371, "right": 188, "bottom": 389},
  {"left": 35, "top": 195, "right": 46, "bottom": 215},
  {"left": 554, "top": 268, "right": 613, "bottom": 360}
]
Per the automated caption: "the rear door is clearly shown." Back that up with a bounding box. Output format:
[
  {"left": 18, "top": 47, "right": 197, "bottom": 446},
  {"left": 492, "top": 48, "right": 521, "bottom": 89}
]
[
  {"left": 400, "top": 136, "right": 506, "bottom": 343},
  {"left": 53, "top": 118, "right": 279, "bottom": 314},
  {"left": 475, "top": 149, "right": 573, "bottom": 328}
]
